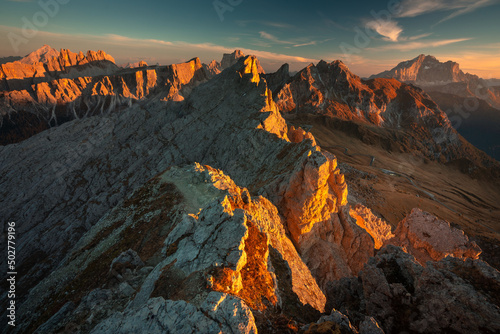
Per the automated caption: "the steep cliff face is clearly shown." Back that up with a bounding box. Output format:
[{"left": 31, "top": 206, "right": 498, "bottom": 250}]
[
  {"left": 371, "top": 54, "right": 500, "bottom": 109},
  {"left": 0, "top": 46, "right": 118, "bottom": 87}
]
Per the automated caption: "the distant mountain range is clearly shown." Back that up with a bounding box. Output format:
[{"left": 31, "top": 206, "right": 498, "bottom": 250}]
[{"left": 371, "top": 54, "right": 500, "bottom": 160}]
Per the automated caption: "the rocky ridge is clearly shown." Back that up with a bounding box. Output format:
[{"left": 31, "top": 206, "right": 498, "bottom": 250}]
[
  {"left": 268, "top": 59, "right": 499, "bottom": 171},
  {"left": 0, "top": 47, "right": 207, "bottom": 145}
]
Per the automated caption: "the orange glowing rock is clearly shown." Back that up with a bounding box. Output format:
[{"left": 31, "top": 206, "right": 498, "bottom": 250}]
[
  {"left": 169, "top": 164, "right": 327, "bottom": 313},
  {"left": 385, "top": 208, "right": 482, "bottom": 264},
  {"left": 284, "top": 150, "right": 341, "bottom": 243},
  {"left": 240, "top": 56, "right": 261, "bottom": 84},
  {"left": 349, "top": 204, "right": 394, "bottom": 249},
  {"left": 288, "top": 126, "right": 317, "bottom": 146}
]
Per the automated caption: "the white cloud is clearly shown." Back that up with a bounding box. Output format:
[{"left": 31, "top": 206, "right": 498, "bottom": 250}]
[
  {"left": 259, "top": 31, "right": 294, "bottom": 45},
  {"left": 406, "top": 33, "right": 434, "bottom": 41},
  {"left": 293, "top": 41, "right": 317, "bottom": 47},
  {"left": 105, "top": 34, "right": 173, "bottom": 46},
  {"left": 366, "top": 20, "right": 403, "bottom": 42},
  {"left": 396, "top": 0, "right": 498, "bottom": 24}
]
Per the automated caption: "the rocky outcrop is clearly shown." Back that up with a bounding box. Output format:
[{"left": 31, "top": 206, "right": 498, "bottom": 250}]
[
  {"left": 327, "top": 245, "right": 500, "bottom": 334},
  {"left": 349, "top": 204, "right": 394, "bottom": 249},
  {"left": 202, "top": 59, "right": 222, "bottom": 78},
  {"left": 264, "top": 63, "right": 290, "bottom": 94},
  {"left": 280, "top": 149, "right": 376, "bottom": 287},
  {"left": 221, "top": 49, "right": 246, "bottom": 70},
  {"left": 203, "top": 50, "right": 264, "bottom": 79},
  {"left": 287, "top": 125, "right": 316, "bottom": 146},
  {"left": 385, "top": 208, "right": 482, "bottom": 264},
  {"left": 14, "top": 163, "right": 325, "bottom": 333}
]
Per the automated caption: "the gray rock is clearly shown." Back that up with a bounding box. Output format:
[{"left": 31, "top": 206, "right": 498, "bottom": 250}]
[
  {"left": 359, "top": 316, "right": 385, "bottom": 334},
  {"left": 34, "top": 301, "right": 75, "bottom": 334},
  {"left": 328, "top": 245, "right": 500, "bottom": 333}
]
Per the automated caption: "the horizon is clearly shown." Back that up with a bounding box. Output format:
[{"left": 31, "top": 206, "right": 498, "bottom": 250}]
[{"left": 1, "top": 0, "right": 499, "bottom": 78}]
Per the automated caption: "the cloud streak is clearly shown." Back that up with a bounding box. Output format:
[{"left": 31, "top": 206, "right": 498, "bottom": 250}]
[
  {"left": 367, "top": 38, "right": 472, "bottom": 52},
  {"left": 259, "top": 31, "right": 294, "bottom": 45},
  {"left": 396, "top": 0, "right": 498, "bottom": 24}
]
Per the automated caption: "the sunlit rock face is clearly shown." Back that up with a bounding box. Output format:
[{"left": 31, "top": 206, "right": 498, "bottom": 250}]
[
  {"left": 14, "top": 164, "right": 325, "bottom": 333},
  {"left": 0, "top": 47, "right": 206, "bottom": 145},
  {"left": 385, "top": 208, "right": 482, "bottom": 264},
  {"left": 350, "top": 204, "right": 394, "bottom": 249},
  {"left": 281, "top": 148, "right": 376, "bottom": 287},
  {"left": 202, "top": 49, "right": 265, "bottom": 80},
  {"left": 273, "top": 60, "right": 449, "bottom": 129}
]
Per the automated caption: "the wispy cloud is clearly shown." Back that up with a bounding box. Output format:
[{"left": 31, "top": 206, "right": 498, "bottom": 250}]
[
  {"left": 106, "top": 34, "right": 173, "bottom": 46},
  {"left": 396, "top": 0, "right": 498, "bottom": 24},
  {"left": 293, "top": 38, "right": 335, "bottom": 48},
  {"left": 259, "top": 31, "right": 294, "bottom": 45},
  {"left": 236, "top": 20, "right": 295, "bottom": 30},
  {"left": 368, "top": 38, "right": 472, "bottom": 52},
  {"left": 404, "top": 33, "right": 434, "bottom": 41},
  {"left": 366, "top": 20, "right": 403, "bottom": 42},
  {"left": 293, "top": 41, "right": 318, "bottom": 47},
  {"left": 259, "top": 21, "right": 295, "bottom": 29}
]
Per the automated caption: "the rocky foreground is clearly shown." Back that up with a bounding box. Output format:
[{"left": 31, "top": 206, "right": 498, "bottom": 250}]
[{"left": 0, "top": 50, "right": 499, "bottom": 333}]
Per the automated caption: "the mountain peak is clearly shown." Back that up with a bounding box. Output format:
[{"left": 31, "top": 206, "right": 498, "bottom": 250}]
[
  {"left": 371, "top": 54, "right": 464, "bottom": 83},
  {"left": 20, "top": 44, "right": 60, "bottom": 64},
  {"left": 221, "top": 50, "right": 246, "bottom": 70}
]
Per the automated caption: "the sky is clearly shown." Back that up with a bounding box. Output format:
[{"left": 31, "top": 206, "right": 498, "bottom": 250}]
[{"left": 0, "top": 0, "right": 499, "bottom": 78}]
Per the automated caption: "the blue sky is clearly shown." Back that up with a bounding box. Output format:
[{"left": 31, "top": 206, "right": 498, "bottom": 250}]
[{"left": 1, "top": 0, "right": 499, "bottom": 77}]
